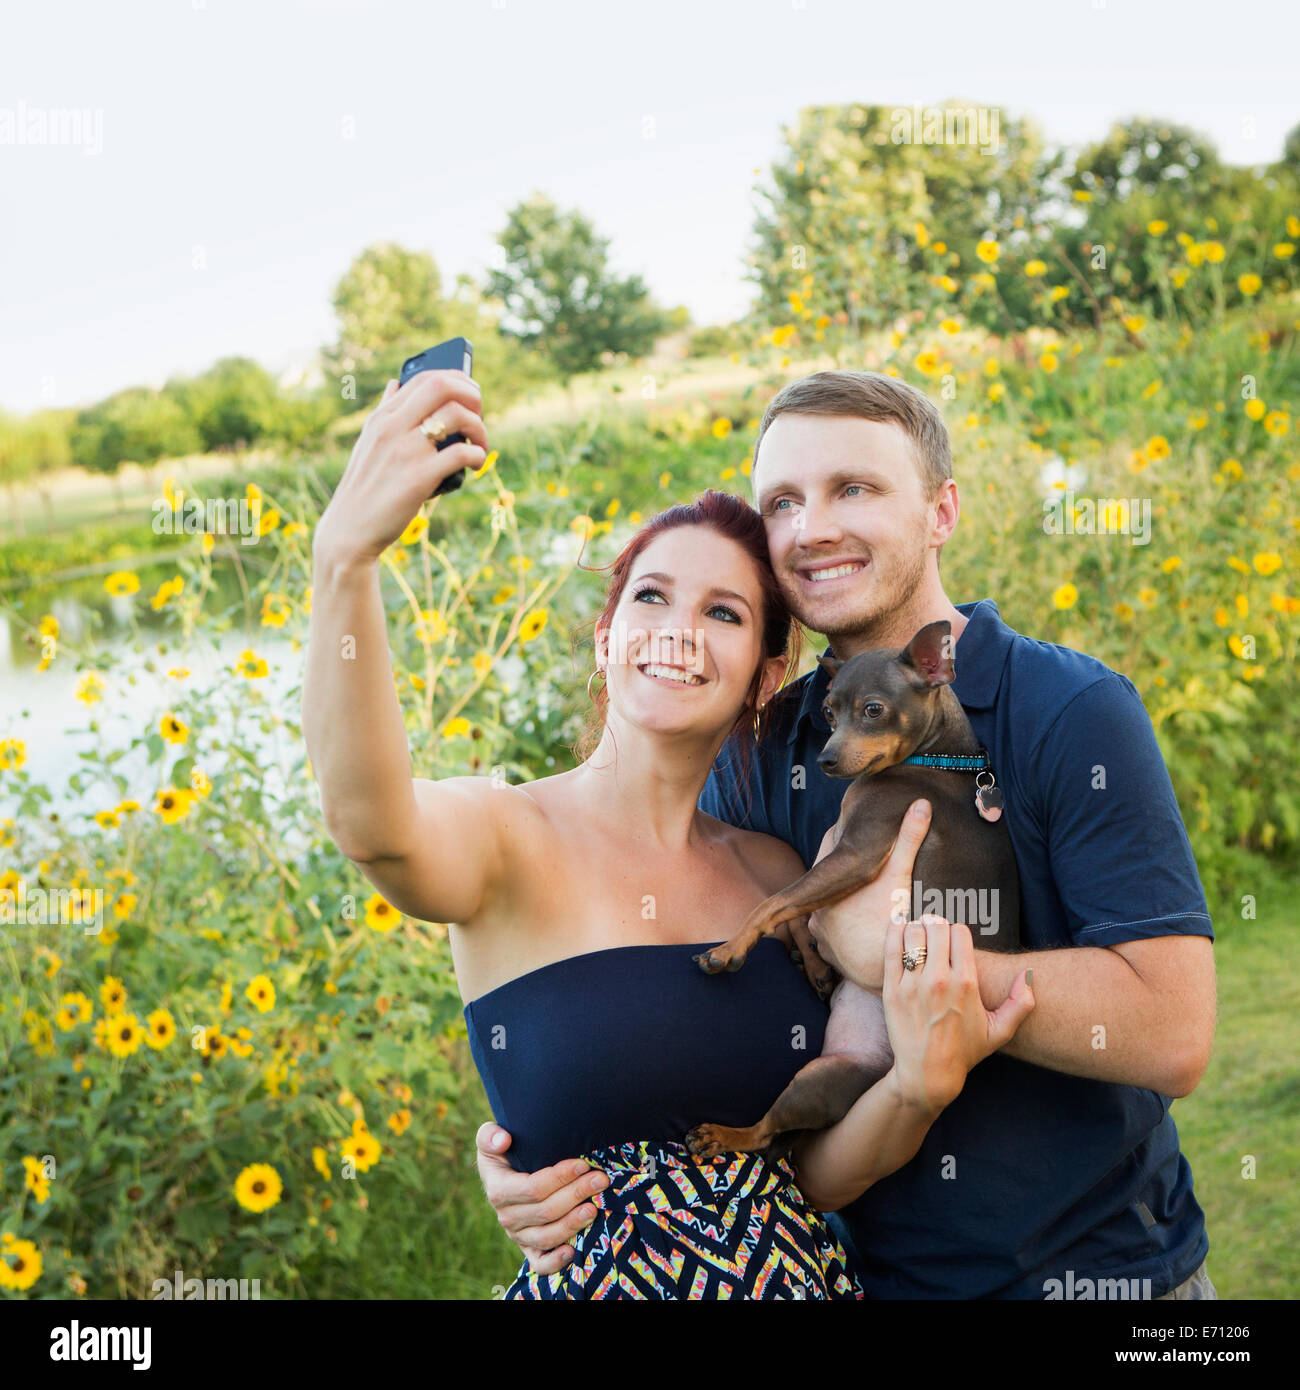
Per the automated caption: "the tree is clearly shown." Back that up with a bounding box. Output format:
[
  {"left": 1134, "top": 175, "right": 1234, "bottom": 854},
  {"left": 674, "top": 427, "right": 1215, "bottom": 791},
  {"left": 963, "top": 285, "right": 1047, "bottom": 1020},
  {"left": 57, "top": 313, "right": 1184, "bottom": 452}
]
[
  {"left": 486, "top": 193, "right": 670, "bottom": 384},
  {"left": 323, "top": 243, "right": 446, "bottom": 404},
  {"left": 1065, "top": 119, "right": 1220, "bottom": 202},
  {"left": 168, "top": 357, "right": 282, "bottom": 451},
  {"left": 71, "top": 388, "right": 200, "bottom": 502},
  {"left": 746, "top": 101, "right": 1046, "bottom": 338}
]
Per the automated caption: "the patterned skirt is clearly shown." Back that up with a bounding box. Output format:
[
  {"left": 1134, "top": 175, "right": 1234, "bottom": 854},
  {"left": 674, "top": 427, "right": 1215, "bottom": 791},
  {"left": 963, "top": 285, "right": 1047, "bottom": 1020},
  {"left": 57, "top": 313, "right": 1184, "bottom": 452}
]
[{"left": 503, "top": 1139, "right": 865, "bottom": 1300}]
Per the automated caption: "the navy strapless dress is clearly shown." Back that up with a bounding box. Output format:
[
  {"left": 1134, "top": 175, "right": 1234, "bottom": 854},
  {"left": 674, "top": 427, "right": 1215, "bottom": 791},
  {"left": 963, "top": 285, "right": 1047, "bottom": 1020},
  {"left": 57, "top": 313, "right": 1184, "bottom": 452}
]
[{"left": 464, "top": 937, "right": 865, "bottom": 1300}]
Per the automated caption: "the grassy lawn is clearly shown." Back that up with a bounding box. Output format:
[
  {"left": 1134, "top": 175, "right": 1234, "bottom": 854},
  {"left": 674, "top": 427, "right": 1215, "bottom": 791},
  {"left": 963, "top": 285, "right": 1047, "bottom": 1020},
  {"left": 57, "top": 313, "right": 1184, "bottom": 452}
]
[{"left": 1172, "top": 870, "right": 1299, "bottom": 1299}]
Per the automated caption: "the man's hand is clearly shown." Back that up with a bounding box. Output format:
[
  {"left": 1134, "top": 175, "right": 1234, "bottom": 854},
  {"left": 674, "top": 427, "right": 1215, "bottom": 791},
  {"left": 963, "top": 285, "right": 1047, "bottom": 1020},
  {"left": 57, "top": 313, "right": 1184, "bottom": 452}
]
[
  {"left": 474, "top": 1123, "right": 608, "bottom": 1275},
  {"left": 805, "top": 799, "right": 932, "bottom": 992}
]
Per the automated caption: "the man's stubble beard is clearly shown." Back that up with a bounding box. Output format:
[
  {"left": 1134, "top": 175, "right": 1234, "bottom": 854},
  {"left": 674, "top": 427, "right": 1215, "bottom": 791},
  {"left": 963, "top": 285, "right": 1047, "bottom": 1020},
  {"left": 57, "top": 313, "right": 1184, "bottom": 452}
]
[{"left": 783, "top": 539, "right": 930, "bottom": 649}]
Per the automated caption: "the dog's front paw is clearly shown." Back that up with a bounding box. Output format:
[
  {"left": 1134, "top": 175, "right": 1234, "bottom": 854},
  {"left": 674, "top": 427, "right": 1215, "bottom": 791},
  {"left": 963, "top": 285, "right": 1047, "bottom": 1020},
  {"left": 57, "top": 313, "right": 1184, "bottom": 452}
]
[
  {"left": 693, "top": 945, "right": 749, "bottom": 974},
  {"left": 684, "top": 1123, "right": 731, "bottom": 1161}
]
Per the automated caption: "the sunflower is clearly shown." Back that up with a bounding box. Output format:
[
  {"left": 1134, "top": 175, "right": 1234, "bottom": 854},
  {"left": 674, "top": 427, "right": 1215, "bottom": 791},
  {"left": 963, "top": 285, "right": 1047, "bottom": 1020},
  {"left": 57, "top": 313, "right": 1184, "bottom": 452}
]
[
  {"left": 106, "top": 1014, "right": 144, "bottom": 1058},
  {"left": 235, "top": 649, "right": 269, "bottom": 679},
  {"left": 154, "top": 786, "right": 197, "bottom": 824},
  {"left": 364, "top": 894, "right": 401, "bottom": 933},
  {"left": 0, "top": 1237, "right": 43, "bottom": 1290},
  {"left": 58, "top": 992, "right": 92, "bottom": 1028},
  {"left": 245, "top": 975, "right": 275, "bottom": 1013},
  {"left": 145, "top": 1009, "right": 176, "bottom": 1050},
  {"left": 103, "top": 571, "right": 140, "bottom": 597},
  {"left": 100, "top": 976, "right": 127, "bottom": 1015},
  {"left": 342, "top": 1129, "right": 382, "bottom": 1173},
  {"left": 233, "top": 1163, "right": 283, "bottom": 1213},
  {"left": 22, "top": 1156, "right": 51, "bottom": 1204},
  {"left": 160, "top": 714, "right": 188, "bottom": 745},
  {"left": 518, "top": 608, "right": 548, "bottom": 643}
]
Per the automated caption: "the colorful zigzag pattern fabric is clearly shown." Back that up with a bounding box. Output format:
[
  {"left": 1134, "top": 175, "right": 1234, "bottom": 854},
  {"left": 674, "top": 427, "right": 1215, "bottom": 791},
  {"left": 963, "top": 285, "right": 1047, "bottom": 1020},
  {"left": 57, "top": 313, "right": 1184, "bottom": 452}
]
[{"left": 503, "top": 1139, "right": 864, "bottom": 1300}]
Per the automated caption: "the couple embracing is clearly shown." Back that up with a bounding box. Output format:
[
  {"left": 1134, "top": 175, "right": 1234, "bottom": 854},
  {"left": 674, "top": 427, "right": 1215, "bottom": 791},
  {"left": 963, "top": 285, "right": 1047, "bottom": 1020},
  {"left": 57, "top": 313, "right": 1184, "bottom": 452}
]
[{"left": 304, "top": 366, "right": 1217, "bottom": 1301}]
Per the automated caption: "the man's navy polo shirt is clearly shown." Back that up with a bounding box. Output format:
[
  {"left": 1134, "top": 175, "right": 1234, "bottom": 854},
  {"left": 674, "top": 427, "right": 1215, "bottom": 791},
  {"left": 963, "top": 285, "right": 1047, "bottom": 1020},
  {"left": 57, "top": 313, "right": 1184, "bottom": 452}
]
[{"left": 698, "top": 598, "right": 1214, "bottom": 1299}]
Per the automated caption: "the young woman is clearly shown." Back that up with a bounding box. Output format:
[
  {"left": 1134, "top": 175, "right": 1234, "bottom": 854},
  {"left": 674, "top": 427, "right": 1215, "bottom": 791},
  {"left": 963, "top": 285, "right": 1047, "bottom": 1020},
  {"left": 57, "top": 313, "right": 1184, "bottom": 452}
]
[{"left": 303, "top": 368, "right": 1033, "bottom": 1300}]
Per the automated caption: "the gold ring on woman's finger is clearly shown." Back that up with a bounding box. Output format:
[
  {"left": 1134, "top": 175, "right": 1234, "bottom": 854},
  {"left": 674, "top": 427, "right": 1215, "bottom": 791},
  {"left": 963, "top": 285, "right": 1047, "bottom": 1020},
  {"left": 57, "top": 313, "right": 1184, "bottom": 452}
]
[
  {"left": 902, "top": 946, "right": 929, "bottom": 972},
  {"left": 419, "top": 414, "right": 448, "bottom": 443}
]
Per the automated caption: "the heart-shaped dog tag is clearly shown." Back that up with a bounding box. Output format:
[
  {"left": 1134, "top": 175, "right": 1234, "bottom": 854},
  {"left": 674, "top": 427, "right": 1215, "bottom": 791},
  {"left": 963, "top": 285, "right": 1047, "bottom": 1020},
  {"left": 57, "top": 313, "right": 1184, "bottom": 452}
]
[{"left": 975, "top": 772, "right": 1004, "bottom": 822}]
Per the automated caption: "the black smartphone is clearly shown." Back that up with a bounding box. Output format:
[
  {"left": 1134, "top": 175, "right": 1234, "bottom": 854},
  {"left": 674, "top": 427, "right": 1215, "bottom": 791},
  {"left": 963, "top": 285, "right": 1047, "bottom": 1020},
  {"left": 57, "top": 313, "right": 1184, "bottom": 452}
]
[{"left": 398, "top": 336, "right": 475, "bottom": 497}]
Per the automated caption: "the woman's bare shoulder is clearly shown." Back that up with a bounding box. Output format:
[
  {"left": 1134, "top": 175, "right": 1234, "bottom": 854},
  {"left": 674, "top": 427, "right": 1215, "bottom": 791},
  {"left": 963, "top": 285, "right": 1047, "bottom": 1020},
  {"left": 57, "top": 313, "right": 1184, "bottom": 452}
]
[{"left": 698, "top": 813, "right": 806, "bottom": 894}]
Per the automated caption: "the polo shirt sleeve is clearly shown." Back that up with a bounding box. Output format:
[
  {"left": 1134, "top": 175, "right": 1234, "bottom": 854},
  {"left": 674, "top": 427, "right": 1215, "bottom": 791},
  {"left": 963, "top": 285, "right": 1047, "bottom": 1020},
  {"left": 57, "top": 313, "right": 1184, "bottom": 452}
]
[{"left": 1029, "top": 672, "right": 1214, "bottom": 946}]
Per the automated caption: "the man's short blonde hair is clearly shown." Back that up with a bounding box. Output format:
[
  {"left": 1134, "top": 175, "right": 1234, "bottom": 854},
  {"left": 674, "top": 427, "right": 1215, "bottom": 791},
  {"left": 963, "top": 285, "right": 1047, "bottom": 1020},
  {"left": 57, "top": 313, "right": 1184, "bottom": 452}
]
[{"left": 752, "top": 370, "right": 953, "bottom": 499}]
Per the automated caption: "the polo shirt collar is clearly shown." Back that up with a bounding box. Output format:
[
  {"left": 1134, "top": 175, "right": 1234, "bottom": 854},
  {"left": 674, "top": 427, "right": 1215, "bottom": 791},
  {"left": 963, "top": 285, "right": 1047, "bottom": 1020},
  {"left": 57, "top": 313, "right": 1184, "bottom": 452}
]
[{"left": 785, "top": 598, "right": 1014, "bottom": 746}]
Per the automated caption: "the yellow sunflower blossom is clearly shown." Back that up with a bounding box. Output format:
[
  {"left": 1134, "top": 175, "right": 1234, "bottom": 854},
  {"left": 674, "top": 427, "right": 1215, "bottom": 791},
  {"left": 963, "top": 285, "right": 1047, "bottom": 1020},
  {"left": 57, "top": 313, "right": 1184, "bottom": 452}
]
[
  {"left": 341, "top": 1129, "right": 382, "bottom": 1173},
  {"left": 145, "top": 1009, "right": 176, "bottom": 1049},
  {"left": 260, "top": 593, "right": 291, "bottom": 628},
  {"left": 518, "top": 609, "right": 548, "bottom": 643},
  {"left": 160, "top": 713, "right": 188, "bottom": 745},
  {"left": 0, "top": 1237, "right": 43, "bottom": 1290},
  {"left": 101, "top": 976, "right": 126, "bottom": 1015},
  {"left": 233, "top": 1163, "right": 283, "bottom": 1213},
  {"left": 154, "top": 786, "right": 197, "bottom": 824},
  {"left": 75, "top": 673, "right": 105, "bottom": 705},
  {"left": 365, "top": 893, "right": 402, "bottom": 933},
  {"left": 103, "top": 571, "right": 139, "bottom": 597},
  {"left": 246, "top": 975, "right": 276, "bottom": 1013},
  {"left": 106, "top": 1013, "right": 145, "bottom": 1058},
  {"left": 235, "top": 649, "right": 269, "bottom": 678}
]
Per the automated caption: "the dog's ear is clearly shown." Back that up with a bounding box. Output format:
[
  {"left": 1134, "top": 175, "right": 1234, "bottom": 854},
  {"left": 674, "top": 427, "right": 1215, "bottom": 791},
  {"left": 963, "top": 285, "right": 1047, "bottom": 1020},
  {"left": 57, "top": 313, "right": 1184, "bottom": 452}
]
[
  {"left": 817, "top": 652, "right": 844, "bottom": 681},
  {"left": 899, "top": 620, "right": 955, "bottom": 687}
]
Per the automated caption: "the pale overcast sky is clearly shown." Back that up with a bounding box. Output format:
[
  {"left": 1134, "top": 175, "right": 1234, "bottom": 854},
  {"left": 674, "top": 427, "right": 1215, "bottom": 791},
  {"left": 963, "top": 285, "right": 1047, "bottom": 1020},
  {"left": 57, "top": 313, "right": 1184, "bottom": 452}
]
[{"left": 1, "top": 0, "right": 1296, "bottom": 414}]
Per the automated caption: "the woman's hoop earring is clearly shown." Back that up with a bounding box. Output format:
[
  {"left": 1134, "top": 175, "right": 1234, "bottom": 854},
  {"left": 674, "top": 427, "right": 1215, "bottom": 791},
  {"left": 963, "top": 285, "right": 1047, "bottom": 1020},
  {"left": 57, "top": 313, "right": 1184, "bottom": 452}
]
[
  {"left": 752, "top": 701, "right": 765, "bottom": 739},
  {"left": 587, "top": 667, "right": 606, "bottom": 701}
]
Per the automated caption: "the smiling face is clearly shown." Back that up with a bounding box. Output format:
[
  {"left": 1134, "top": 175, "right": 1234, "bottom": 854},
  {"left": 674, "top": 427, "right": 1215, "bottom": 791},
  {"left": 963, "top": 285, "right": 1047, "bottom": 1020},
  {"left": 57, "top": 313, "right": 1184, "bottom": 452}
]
[
  {"left": 753, "top": 414, "right": 949, "bottom": 644},
  {"left": 595, "top": 525, "right": 784, "bottom": 743}
]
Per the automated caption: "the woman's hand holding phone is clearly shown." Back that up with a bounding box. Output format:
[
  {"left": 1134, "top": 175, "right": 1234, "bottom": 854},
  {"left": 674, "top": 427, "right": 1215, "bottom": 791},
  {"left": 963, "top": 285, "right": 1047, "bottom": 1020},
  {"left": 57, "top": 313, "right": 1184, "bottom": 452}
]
[{"left": 315, "top": 369, "right": 488, "bottom": 565}]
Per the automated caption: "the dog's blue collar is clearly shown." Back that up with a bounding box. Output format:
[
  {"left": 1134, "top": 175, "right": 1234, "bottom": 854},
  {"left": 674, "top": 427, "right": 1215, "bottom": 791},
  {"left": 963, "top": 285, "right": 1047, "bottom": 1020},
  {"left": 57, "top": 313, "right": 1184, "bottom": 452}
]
[{"left": 900, "top": 750, "right": 991, "bottom": 771}]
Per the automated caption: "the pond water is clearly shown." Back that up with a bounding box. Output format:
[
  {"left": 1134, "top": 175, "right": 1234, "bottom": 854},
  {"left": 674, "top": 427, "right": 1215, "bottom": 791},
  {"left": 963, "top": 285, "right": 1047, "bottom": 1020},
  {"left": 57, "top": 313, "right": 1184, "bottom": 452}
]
[{"left": 0, "top": 563, "right": 301, "bottom": 829}]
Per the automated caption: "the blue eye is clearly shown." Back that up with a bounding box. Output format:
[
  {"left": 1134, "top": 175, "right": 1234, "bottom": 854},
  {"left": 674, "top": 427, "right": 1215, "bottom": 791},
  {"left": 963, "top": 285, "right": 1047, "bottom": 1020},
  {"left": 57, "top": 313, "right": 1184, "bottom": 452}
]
[{"left": 633, "top": 587, "right": 740, "bottom": 624}]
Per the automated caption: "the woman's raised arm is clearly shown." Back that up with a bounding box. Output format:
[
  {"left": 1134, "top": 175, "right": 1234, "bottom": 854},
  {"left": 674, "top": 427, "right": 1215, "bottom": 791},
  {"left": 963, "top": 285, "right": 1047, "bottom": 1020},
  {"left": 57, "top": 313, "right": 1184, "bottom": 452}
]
[{"left": 302, "top": 370, "right": 510, "bottom": 924}]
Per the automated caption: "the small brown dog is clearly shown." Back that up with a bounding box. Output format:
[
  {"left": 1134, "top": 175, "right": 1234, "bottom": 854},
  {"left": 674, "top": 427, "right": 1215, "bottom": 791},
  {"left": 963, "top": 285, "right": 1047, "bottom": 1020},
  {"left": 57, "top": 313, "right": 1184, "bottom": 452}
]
[{"left": 686, "top": 619, "right": 1021, "bottom": 1160}]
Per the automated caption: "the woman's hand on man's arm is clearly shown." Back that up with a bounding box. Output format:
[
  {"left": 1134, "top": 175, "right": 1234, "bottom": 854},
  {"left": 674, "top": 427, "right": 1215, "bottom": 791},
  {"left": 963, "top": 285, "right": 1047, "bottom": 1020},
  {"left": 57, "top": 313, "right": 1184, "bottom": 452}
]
[{"left": 474, "top": 1124, "right": 608, "bottom": 1275}]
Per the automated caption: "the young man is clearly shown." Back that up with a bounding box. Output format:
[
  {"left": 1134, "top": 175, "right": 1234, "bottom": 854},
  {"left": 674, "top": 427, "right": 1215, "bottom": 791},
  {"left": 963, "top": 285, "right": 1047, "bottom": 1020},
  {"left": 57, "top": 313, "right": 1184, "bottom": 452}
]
[{"left": 475, "top": 370, "right": 1218, "bottom": 1300}]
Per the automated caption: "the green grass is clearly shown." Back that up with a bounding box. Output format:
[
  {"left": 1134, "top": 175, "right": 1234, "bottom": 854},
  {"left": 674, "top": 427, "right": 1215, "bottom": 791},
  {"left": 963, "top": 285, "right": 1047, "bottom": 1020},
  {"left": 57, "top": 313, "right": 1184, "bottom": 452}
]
[{"left": 1172, "top": 870, "right": 1299, "bottom": 1299}]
